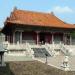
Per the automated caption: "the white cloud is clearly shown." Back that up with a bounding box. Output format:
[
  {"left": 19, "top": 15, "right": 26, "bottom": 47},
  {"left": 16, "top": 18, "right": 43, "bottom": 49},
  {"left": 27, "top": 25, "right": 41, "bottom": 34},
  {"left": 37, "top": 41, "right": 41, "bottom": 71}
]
[{"left": 52, "top": 6, "right": 73, "bottom": 13}]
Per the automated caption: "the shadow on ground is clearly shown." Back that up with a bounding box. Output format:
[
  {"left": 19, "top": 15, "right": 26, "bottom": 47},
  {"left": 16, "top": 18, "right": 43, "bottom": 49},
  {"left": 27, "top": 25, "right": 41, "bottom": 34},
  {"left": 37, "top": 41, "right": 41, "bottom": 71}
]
[{"left": 0, "top": 63, "right": 14, "bottom": 75}]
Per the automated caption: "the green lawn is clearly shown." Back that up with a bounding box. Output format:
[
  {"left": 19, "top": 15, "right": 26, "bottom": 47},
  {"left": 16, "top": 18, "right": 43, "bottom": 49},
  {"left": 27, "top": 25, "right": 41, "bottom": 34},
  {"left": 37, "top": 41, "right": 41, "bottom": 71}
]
[{"left": 0, "top": 61, "right": 75, "bottom": 75}]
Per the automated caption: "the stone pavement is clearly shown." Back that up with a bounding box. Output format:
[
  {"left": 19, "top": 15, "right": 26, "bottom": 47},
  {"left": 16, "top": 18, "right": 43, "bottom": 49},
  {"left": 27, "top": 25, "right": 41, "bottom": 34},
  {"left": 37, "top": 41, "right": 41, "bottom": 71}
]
[{"left": 35, "top": 55, "right": 75, "bottom": 71}]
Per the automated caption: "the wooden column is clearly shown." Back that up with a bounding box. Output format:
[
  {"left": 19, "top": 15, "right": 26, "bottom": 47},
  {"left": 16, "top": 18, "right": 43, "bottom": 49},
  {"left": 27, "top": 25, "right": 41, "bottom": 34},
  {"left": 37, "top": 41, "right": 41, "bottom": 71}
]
[
  {"left": 63, "top": 33, "right": 65, "bottom": 44},
  {"left": 52, "top": 33, "right": 54, "bottom": 44},
  {"left": 63, "top": 33, "right": 66, "bottom": 45},
  {"left": 70, "top": 34, "right": 72, "bottom": 45},
  {"left": 51, "top": 32, "right": 54, "bottom": 50},
  {"left": 36, "top": 31, "right": 40, "bottom": 45},
  {"left": 20, "top": 31, "right": 22, "bottom": 43},
  {"left": 13, "top": 32, "right": 15, "bottom": 44}
]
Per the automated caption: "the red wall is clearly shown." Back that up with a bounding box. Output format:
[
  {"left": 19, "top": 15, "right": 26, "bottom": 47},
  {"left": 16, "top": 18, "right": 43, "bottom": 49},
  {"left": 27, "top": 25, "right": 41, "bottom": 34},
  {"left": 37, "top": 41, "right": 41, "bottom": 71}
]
[
  {"left": 45, "top": 33, "right": 52, "bottom": 44},
  {"left": 22, "top": 31, "right": 37, "bottom": 44},
  {"left": 6, "top": 31, "right": 63, "bottom": 44}
]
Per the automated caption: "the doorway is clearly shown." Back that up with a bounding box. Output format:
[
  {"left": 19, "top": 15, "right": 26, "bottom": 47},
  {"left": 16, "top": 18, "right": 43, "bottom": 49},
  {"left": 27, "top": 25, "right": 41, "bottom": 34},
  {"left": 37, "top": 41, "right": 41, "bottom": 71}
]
[
  {"left": 54, "top": 33, "right": 63, "bottom": 44},
  {"left": 15, "top": 31, "right": 20, "bottom": 43},
  {"left": 66, "top": 35, "right": 70, "bottom": 45},
  {"left": 39, "top": 33, "right": 45, "bottom": 44}
]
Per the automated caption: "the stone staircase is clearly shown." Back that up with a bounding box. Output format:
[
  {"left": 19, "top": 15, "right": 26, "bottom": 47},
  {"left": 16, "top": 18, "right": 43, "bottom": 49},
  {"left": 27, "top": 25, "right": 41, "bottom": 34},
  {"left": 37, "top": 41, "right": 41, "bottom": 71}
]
[
  {"left": 32, "top": 48, "right": 51, "bottom": 58},
  {"left": 44, "top": 44, "right": 55, "bottom": 56}
]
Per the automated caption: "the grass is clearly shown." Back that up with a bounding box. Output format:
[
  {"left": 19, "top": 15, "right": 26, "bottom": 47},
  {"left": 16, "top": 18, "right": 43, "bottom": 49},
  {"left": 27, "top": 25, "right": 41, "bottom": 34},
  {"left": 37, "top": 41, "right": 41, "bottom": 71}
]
[{"left": 0, "top": 61, "right": 75, "bottom": 75}]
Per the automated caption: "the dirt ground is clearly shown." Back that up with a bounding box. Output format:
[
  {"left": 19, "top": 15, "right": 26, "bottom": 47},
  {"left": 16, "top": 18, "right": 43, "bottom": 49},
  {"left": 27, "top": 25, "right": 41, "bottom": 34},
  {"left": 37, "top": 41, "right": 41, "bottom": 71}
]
[{"left": 0, "top": 61, "right": 75, "bottom": 75}]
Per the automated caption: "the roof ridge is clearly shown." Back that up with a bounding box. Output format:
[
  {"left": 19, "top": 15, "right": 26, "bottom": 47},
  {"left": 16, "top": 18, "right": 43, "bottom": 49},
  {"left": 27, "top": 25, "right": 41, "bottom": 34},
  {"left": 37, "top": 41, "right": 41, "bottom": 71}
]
[
  {"left": 52, "top": 15, "right": 65, "bottom": 24},
  {"left": 15, "top": 9, "right": 51, "bottom": 15}
]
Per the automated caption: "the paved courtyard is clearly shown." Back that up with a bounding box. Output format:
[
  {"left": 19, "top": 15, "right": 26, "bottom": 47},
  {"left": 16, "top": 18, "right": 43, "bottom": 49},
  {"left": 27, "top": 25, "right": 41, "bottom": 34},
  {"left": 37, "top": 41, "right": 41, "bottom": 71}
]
[{"left": 35, "top": 55, "right": 75, "bottom": 71}]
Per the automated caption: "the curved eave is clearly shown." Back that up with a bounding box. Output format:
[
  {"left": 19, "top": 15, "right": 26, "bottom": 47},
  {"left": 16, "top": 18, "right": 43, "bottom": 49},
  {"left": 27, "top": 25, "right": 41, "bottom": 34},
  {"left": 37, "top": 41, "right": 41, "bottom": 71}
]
[
  {"left": 2, "top": 20, "right": 75, "bottom": 34},
  {"left": 4, "top": 20, "right": 75, "bottom": 28}
]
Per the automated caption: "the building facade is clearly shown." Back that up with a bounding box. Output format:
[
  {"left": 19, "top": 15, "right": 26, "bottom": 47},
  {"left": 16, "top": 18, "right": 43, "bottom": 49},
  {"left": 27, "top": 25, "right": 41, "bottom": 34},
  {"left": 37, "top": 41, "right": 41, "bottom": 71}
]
[{"left": 2, "top": 8, "right": 75, "bottom": 57}]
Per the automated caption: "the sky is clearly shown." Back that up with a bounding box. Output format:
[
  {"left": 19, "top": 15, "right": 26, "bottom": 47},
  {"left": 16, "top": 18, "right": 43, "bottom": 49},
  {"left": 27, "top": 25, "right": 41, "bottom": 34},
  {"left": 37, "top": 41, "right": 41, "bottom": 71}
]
[{"left": 0, "top": 0, "right": 75, "bottom": 27}]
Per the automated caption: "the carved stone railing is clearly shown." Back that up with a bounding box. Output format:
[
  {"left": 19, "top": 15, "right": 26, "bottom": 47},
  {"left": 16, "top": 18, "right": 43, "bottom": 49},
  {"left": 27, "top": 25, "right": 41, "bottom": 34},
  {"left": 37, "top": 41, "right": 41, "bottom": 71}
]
[
  {"left": 25, "top": 42, "right": 34, "bottom": 58},
  {"left": 63, "top": 45, "right": 75, "bottom": 55},
  {"left": 60, "top": 44, "right": 71, "bottom": 56},
  {"left": 44, "top": 43, "right": 55, "bottom": 56},
  {"left": 3, "top": 41, "right": 34, "bottom": 58},
  {"left": 3, "top": 41, "right": 75, "bottom": 56}
]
